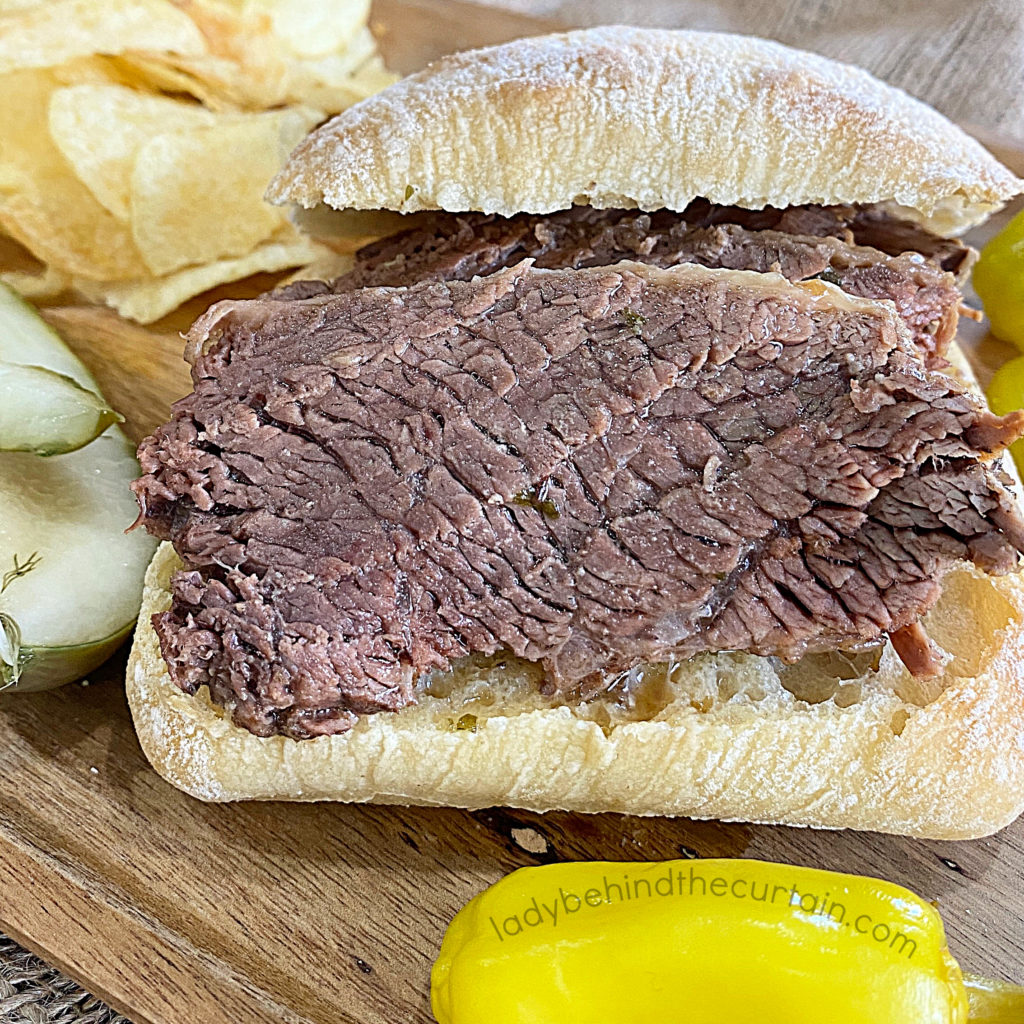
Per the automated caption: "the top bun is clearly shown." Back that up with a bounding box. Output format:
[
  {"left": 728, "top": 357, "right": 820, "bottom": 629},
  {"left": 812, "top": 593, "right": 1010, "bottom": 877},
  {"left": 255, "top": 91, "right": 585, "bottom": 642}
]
[{"left": 267, "top": 27, "right": 1021, "bottom": 235}]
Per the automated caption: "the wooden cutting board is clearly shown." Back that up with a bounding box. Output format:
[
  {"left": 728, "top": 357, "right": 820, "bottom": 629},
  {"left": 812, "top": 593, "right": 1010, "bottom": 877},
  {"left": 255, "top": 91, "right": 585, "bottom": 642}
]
[{"left": 1, "top": 4, "right": 1023, "bottom": 1022}]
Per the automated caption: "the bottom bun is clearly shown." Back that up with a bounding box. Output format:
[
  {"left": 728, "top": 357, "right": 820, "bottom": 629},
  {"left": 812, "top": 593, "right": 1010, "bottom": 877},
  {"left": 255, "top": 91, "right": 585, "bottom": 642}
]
[
  {"left": 127, "top": 536, "right": 1024, "bottom": 838},
  {"left": 126, "top": 342, "right": 1024, "bottom": 837}
]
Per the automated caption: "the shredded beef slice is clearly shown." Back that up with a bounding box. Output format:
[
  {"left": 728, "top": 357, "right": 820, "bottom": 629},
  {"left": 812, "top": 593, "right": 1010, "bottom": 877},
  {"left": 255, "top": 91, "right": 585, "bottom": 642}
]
[
  {"left": 135, "top": 261, "right": 1024, "bottom": 739},
  {"left": 277, "top": 203, "right": 968, "bottom": 362}
]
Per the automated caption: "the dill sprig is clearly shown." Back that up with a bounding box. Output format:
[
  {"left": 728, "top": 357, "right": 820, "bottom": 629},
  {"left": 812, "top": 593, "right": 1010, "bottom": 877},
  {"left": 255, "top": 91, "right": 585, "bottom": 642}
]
[{"left": 2, "top": 551, "right": 42, "bottom": 594}]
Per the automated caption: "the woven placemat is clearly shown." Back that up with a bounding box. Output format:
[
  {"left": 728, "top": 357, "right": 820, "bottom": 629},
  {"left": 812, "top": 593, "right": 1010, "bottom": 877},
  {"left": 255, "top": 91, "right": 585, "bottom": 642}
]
[{"left": 0, "top": 936, "right": 129, "bottom": 1024}]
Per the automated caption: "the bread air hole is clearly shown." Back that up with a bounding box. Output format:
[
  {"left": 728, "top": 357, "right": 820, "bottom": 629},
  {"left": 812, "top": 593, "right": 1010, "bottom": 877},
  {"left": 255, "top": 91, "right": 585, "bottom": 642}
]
[{"left": 416, "top": 567, "right": 1015, "bottom": 731}]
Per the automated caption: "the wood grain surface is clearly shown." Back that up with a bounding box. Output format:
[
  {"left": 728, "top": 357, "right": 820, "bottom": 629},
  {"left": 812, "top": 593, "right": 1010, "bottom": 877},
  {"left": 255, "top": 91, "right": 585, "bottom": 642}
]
[{"left": 1, "top": 4, "right": 1023, "bottom": 1022}]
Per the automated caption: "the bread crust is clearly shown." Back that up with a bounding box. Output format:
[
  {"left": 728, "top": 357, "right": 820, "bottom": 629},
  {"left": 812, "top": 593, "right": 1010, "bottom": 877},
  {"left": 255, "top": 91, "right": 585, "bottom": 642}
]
[
  {"left": 126, "top": 542, "right": 1024, "bottom": 837},
  {"left": 125, "top": 338, "right": 1024, "bottom": 839},
  {"left": 266, "top": 27, "right": 1021, "bottom": 235}
]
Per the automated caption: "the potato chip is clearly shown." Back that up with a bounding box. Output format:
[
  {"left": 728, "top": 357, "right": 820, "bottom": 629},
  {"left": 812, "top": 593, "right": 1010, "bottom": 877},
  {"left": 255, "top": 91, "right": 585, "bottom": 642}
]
[
  {"left": 283, "top": 45, "right": 397, "bottom": 113},
  {"left": 0, "top": 0, "right": 390, "bottom": 322},
  {"left": 111, "top": 54, "right": 239, "bottom": 112},
  {"left": 73, "top": 230, "right": 327, "bottom": 323},
  {"left": 242, "top": 0, "right": 371, "bottom": 60},
  {"left": 158, "top": 0, "right": 289, "bottom": 107},
  {"left": 0, "top": 263, "right": 71, "bottom": 301},
  {"left": 182, "top": 0, "right": 368, "bottom": 63},
  {"left": 0, "top": 0, "right": 206, "bottom": 74},
  {"left": 129, "top": 106, "right": 321, "bottom": 276},
  {"left": 49, "top": 85, "right": 218, "bottom": 222},
  {"left": 123, "top": 3, "right": 394, "bottom": 112},
  {"left": 0, "top": 65, "right": 144, "bottom": 279},
  {"left": 0, "top": 0, "right": 46, "bottom": 12},
  {"left": 123, "top": 50, "right": 294, "bottom": 112}
]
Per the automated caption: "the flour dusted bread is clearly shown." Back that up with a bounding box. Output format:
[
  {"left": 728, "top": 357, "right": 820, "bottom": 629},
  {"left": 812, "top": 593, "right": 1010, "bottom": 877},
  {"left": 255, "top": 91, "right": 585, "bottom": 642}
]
[
  {"left": 266, "top": 27, "right": 1021, "bottom": 234},
  {"left": 128, "top": 27, "right": 1024, "bottom": 837},
  {"left": 126, "top": 317, "right": 1024, "bottom": 837},
  {"left": 128, "top": 512, "right": 1024, "bottom": 838}
]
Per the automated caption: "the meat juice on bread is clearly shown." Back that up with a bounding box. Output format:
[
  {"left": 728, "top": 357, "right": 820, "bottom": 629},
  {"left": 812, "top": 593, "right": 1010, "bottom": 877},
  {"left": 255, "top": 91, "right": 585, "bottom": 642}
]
[{"left": 126, "top": 27, "right": 1024, "bottom": 838}]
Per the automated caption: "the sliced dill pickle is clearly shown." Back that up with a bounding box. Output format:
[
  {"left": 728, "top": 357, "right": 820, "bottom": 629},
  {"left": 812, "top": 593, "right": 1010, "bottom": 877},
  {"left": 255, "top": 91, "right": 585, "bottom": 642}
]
[
  {"left": 0, "top": 282, "right": 156, "bottom": 692},
  {"left": 0, "top": 362, "right": 122, "bottom": 456}
]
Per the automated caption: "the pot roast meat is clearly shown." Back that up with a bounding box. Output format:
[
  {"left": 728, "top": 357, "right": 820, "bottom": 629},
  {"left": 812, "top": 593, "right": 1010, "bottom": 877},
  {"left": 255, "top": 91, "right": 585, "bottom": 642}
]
[
  {"left": 889, "top": 621, "right": 944, "bottom": 678},
  {"left": 135, "top": 261, "right": 1024, "bottom": 739},
  {"left": 278, "top": 203, "right": 967, "bottom": 362}
]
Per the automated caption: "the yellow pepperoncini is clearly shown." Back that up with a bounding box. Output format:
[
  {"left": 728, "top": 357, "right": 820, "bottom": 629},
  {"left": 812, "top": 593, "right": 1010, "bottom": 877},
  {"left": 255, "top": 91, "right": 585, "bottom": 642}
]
[
  {"left": 975, "top": 209, "right": 1024, "bottom": 352},
  {"left": 986, "top": 354, "right": 1024, "bottom": 476},
  {"left": 431, "top": 859, "right": 1024, "bottom": 1024}
]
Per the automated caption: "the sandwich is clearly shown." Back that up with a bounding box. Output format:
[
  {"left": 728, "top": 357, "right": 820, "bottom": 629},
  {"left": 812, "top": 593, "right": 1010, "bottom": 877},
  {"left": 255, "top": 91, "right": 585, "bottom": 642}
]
[{"left": 126, "top": 27, "right": 1024, "bottom": 839}]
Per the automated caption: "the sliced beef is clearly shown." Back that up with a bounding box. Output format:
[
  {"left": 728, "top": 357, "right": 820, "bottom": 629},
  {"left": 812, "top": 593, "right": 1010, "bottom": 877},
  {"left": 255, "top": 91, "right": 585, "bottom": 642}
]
[
  {"left": 890, "top": 621, "right": 943, "bottom": 678},
  {"left": 277, "top": 203, "right": 968, "bottom": 362},
  {"left": 135, "top": 261, "right": 1024, "bottom": 739},
  {"left": 846, "top": 207, "right": 975, "bottom": 278},
  {"left": 694, "top": 201, "right": 973, "bottom": 277}
]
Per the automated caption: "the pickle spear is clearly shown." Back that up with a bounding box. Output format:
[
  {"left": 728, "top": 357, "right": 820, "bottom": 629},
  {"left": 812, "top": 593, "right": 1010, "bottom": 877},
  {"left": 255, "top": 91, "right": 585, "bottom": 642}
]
[
  {"left": 0, "top": 362, "right": 122, "bottom": 456},
  {"left": 0, "top": 282, "right": 156, "bottom": 692}
]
